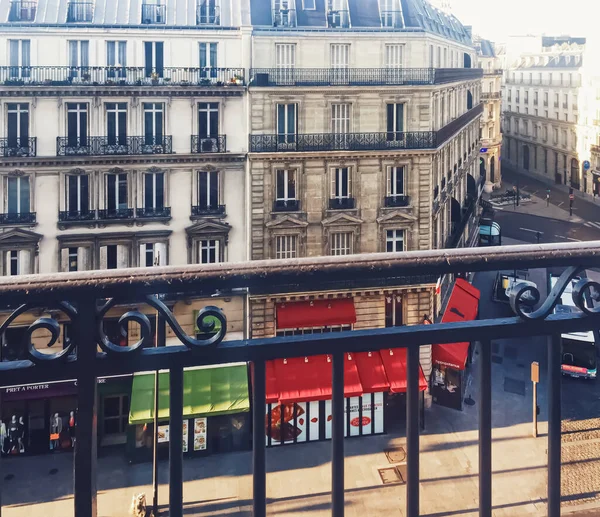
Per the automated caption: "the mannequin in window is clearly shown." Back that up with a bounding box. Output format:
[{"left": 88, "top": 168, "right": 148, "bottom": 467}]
[
  {"left": 0, "top": 419, "right": 6, "bottom": 454},
  {"left": 50, "top": 413, "right": 62, "bottom": 450},
  {"left": 18, "top": 416, "right": 25, "bottom": 453},
  {"left": 8, "top": 415, "right": 19, "bottom": 454},
  {"left": 68, "top": 411, "right": 76, "bottom": 447}
]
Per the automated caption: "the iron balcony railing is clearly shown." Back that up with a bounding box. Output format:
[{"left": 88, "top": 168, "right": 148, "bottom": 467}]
[
  {"left": 384, "top": 195, "right": 410, "bottom": 207},
  {"left": 329, "top": 197, "right": 355, "bottom": 210},
  {"left": 272, "top": 8, "right": 296, "bottom": 27},
  {"left": 9, "top": 0, "right": 36, "bottom": 20},
  {"left": 0, "top": 137, "right": 36, "bottom": 157},
  {"left": 190, "top": 135, "right": 226, "bottom": 153},
  {"left": 327, "top": 9, "right": 349, "bottom": 28},
  {"left": 67, "top": 1, "right": 93, "bottom": 22},
  {"left": 0, "top": 244, "right": 597, "bottom": 517},
  {"left": 250, "top": 67, "right": 483, "bottom": 87},
  {"left": 481, "top": 92, "right": 501, "bottom": 100},
  {"left": 56, "top": 136, "right": 173, "bottom": 156},
  {"left": 191, "top": 204, "right": 226, "bottom": 217},
  {"left": 136, "top": 206, "right": 172, "bottom": 218},
  {"left": 380, "top": 10, "right": 402, "bottom": 27},
  {"left": 483, "top": 69, "right": 503, "bottom": 75},
  {"left": 59, "top": 210, "right": 96, "bottom": 222},
  {"left": 0, "top": 67, "right": 245, "bottom": 87},
  {"left": 141, "top": 3, "right": 166, "bottom": 23},
  {"left": 98, "top": 208, "right": 135, "bottom": 220},
  {"left": 273, "top": 199, "right": 301, "bottom": 212},
  {"left": 196, "top": 2, "right": 220, "bottom": 24},
  {"left": 0, "top": 212, "right": 36, "bottom": 224}
]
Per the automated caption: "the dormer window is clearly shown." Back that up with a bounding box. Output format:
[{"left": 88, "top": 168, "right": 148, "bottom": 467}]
[
  {"left": 379, "top": 0, "right": 401, "bottom": 28},
  {"left": 142, "top": 0, "right": 166, "bottom": 24},
  {"left": 327, "top": 0, "right": 350, "bottom": 28},
  {"left": 67, "top": 0, "right": 93, "bottom": 22},
  {"left": 302, "top": 0, "right": 315, "bottom": 8},
  {"left": 273, "top": 0, "right": 296, "bottom": 27},
  {"left": 197, "top": 0, "right": 220, "bottom": 25},
  {"left": 9, "top": 1, "right": 37, "bottom": 22}
]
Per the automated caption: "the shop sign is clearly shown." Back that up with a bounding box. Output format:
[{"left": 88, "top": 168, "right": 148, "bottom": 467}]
[
  {"left": 156, "top": 420, "right": 189, "bottom": 452},
  {"left": 193, "top": 418, "right": 207, "bottom": 451}
]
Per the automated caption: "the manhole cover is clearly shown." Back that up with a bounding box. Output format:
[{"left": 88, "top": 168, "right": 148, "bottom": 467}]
[
  {"left": 49, "top": 468, "right": 58, "bottom": 475},
  {"left": 4, "top": 474, "right": 14, "bottom": 481},
  {"left": 384, "top": 447, "right": 406, "bottom": 463},
  {"left": 378, "top": 467, "right": 404, "bottom": 485},
  {"left": 492, "top": 355, "right": 503, "bottom": 364},
  {"left": 504, "top": 346, "right": 518, "bottom": 360},
  {"left": 504, "top": 377, "right": 526, "bottom": 396}
]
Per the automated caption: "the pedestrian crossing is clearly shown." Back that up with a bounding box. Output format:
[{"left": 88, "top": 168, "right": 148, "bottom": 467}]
[{"left": 584, "top": 221, "right": 600, "bottom": 230}]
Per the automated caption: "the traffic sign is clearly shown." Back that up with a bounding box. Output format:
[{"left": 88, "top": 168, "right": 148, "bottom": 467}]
[
  {"left": 480, "top": 147, "right": 488, "bottom": 153},
  {"left": 584, "top": 160, "right": 591, "bottom": 171}
]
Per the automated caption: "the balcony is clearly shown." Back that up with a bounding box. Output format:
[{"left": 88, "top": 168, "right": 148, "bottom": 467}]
[
  {"left": 67, "top": 1, "right": 93, "bottom": 22},
  {"left": 250, "top": 67, "right": 483, "bottom": 87},
  {"left": 273, "top": 199, "right": 301, "bottom": 212},
  {"left": 141, "top": 3, "right": 166, "bottom": 23},
  {"left": 196, "top": 2, "right": 220, "bottom": 25},
  {"left": 483, "top": 69, "right": 503, "bottom": 75},
  {"left": 56, "top": 136, "right": 173, "bottom": 156},
  {"left": 0, "top": 67, "right": 246, "bottom": 87},
  {"left": 481, "top": 92, "right": 501, "bottom": 100},
  {"left": 191, "top": 135, "right": 226, "bottom": 153},
  {"left": 0, "top": 212, "right": 36, "bottom": 225},
  {"left": 58, "top": 210, "right": 96, "bottom": 223},
  {"left": 327, "top": 9, "right": 349, "bottom": 28},
  {"left": 272, "top": 8, "right": 296, "bottom": 27},
  {"left": 8, "top": 0, "right": 36, "bottom": 21},
  {"left": 136, "top": 207, "right": 172, "bottom": 219},
  {"left": 191, "top": 204, "right": 226, "bottom": 218},
  {"left": 98, "top": 208, "right": 134, "bottom": 221},
  {"left": 380, "top": 11, "right": 402, "bottom": 28},
  {"left": 445, "top": 197, "right": 476, "bottom": 249},
  {"left": 329, "top": 197, "right": 355, "bottom": 210},
  {"left": 384, "top": 195, "right": 410, "bottom": 208},
  {"left": 0, "top": 137, "right": 36, "bottom": 157}
]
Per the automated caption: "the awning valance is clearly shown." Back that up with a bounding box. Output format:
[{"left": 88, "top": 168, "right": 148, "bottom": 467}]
[
  {"left": 129, "top": 364, "right": 250, "bottom": 425},
  {"left": 379, "top": 348, "right": 428, "bottom": 393},
  {"left": 276, "top": 298, "right": 357, "bottom": 330},
  {"left": 354, "top": 351, "right": 390, "bottom": 393}
]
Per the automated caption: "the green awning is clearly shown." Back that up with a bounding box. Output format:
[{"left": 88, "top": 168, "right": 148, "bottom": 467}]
[{"left": 128, "top": 364, "right": 250, "bottom": 425}]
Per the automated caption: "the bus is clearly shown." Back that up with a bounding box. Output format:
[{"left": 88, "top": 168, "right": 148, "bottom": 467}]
[{"left": 550, "top": 274, "right": 597, "bottom": 379}]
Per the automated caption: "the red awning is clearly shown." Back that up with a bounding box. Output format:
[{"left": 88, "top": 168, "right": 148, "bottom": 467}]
[
  {"left": 271, "top": 354, "right": 363, "bottom": 403},
  {"left": 354, "top": 351, "right": 390, "bottom": 393},
  {"left": 276, "top": 298, "right": 357, "bottom": 330},
  {"left": 265, "top": 361, "right": 279, "bottom": 404},
  {"left": 432, "top": 278, "right": 481, "bottom": 370},
  {"left": 379, "top": 348, "right": 428, "bottom": 393}
]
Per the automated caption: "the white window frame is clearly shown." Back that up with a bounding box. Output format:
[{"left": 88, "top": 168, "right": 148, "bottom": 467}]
[
  {"left": 330, "top": 232, "right": 353, "bottom": 256},
  {"left": 65, "top": 174, "right": 88, "bottom": 212},
  {"left": 105, "top": 102, "right": 127, "bottom": 141},
  {"left": 143, "top": 103, "right": 164, "bottom": 139},
  {"left": 302, "top": 0, "right": 316, "bottom": 8},
  {"left": 331, "top": 103, "right": 350, "bottom": 134},
  {"left": 331, "top": 167, "right": 351, "bottom": 199},
  {"left": 143, "top": 171, "right": 164, "bottom": 209},
  {"left": 386, "top": 166, "right": 405, "bottom": 196},
  {"left": 386, "top": 229, "right": 405, "bottom": 252},
  {"left": 276, "top": 169, "right": 297, "bottom": 201},
  {"left": 67, "top": 102, "right": 88, "bottom": 140},
  {"left": 275, "top": 43, "right": 296, "bottom": 68},
  {"left": 199, "top": 239, "right": 220, "bottom": 264},
  {"left": 384, "top": 44, "right": 402, "bottom": 68},
  {"left": 197, "top": 170, "right": 220, "bottom": 208},
  {"left": 330, "top": 44, "right": 350, "bottom": 68},
  {"left": 140, "top": 242, "right": 167, "bottom": 267},
  {"left": 275, "top": 235, "right": 297, "bottom": 259},
  {"left": 6, "top": 175, "right": 30, "bottom": 214}
]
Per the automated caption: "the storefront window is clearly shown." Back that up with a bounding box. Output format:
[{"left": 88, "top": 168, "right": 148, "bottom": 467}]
[{"left": 103, "top": 394, "right": 129, "bottom": 436}]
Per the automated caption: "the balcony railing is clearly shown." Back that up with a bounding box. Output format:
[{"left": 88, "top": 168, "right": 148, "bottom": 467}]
[
  {"left": 0, "top": 67, "right": 245, "bottom": 87},
  {"left": 273, "top": 199, "right": 301, "bottom": 212},
  {"left": 59, "top": 210, "right": 96, "bottom": 222},
  {"left": 141, "top": 3, "right": 166, "bottom": 23},
  {"left": 196, "top": 3, "right": 220, "bottom": 25},
  {"left": 0, "top": 243, "right": 596, "bottom": 517},
  {"left": 384, "top": 195, "right": 410, "bottom": 208},
  {"left": 136, "top": 207, "right": 172, "bottom": 219},
  {"left": 0, "top": 212, "right": 36, "bottom": 225},
  {"left": 67, "top": 1, "right": 93, "bottom": 22},
  {"left": 56, "top": 136, "right": 173, "bottom": 156},
  {"left": 272, "top": 8, "right": 296, "bottom": 27},
  {"left": 98, "top": 208, "right": 134, "bottom": 220},
  {"left": 327, "top": 9, "right": 349, "bottom": 28},
  {"left": 483, "top": 69, "right": 503, "bottom": 75},
  {"left": 9, "top": 0, "right": 36, "bottom": 21},
  {"left": 0, "top": 137, "right": 36, "bottom": 157},
  {"left": 191, "top": 135, "right": 226, "bottom": 153},
  {"left": 481, "top": 92, "right": 501, "bottom": 100},
  {"left": 329, "top": 197, "right": 355, "bottom": 210},
  {"left": 380, "top": 11, "right": 402, "bottom": 28},
  {"left": 250, "top": 67, "right": 483, "bottom": 87},
  {"left": 191, "top": 204, "right": 226, "bottom": 217}
]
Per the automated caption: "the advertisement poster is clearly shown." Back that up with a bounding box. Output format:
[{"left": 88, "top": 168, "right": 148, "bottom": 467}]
[
  {"left": 308, "top": 401, "right": 319, "bottom": 442},
  {"left": 182, "top": 420, "right": 189, "bottom": 453},
  {"left": 324, "top": 400, "right": 333, "bottom": 440},
  {"left": 265, "top": 403, "right": 309, "bottom": 445},
  {"left": 347, "top": 397, "right": 361, "bottom": 437},
  {"left": 362, "top": 392, "right": 384, "bottom": 434},
  {"left": 157, "top": 424, "right": 169, "bottom": 444},
  {"left": 292, "top": 402, "right": 307, "bottom": 443},
  {"left": 193, "top": 418, "right": 207, "bottom": 451}
]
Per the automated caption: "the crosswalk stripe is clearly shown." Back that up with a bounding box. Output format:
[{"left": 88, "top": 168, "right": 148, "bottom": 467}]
[{"left": 584, "top": 221, "right": 600, "bottom": 230}]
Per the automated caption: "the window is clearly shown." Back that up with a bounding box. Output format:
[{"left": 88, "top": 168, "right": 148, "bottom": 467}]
[
  {"left": 327, "top": 0, "right": 349, "bottom": 27},
  {"left": 302, "top": 0, "right": 316, "bottom": 8},
  {"left": 331, "top": 167, "right": 351, "bottom": 199},
  {"left": 144, "top": 171, "right": 164, "bottom": 209},
  {"left": 385, "top": 295, "right": 403, "bottom": 327},
  {"left": 543, "top": 127, "right": 548, "bottom": 141},
  {"left": 554, "top": 93, "right": 559, "bottom": 107},
  {"left": 515, "top": 90, "right": 520, "bottom": 103},
  {"left": 380, "top": 0, "right": 399, "bottom": 27},
  {"left": 198, "top": 102, "right": 219, "bottom": 138},
  {"left": 197, "top": 0, "right": 219, "bottom": 24},
  {"left": 59, "top": 247, "right": 88, "bottom": 273},
  {"left": 525, "top": 91, "right": 529, "bottom": 104},
  {"left": 276, "top": 169, "right": 296, "bottom": 201},
  {"left": 68, "top": 247, "right": 78, "bottom": 272},
  {"left": 4, "top": 250, "right": 30, "bottom": 276},
  {"left": 67, "top": 103, "right": 88, "bottom": 147},
  {"left": 277, "top": 103, "right": 297, "bottom": 144},
  {"left": 68, "top": 40, "right": 89, "bottom": 78},
  {"left": 9, "top": 1, "right": 37, "bottom": 21},
  {"left": 143, "top": 103, "right": 164, "bottom": 145},
  {"left": 273, "top": 0, "right": 295, "bottom": 27},
  {"left": 533, "top": 125, "right": 538, "bottom": 139},
  {"left": 386, "top": 166, "right": 404, "bottom": 196},
  {"left": 330, "top": 232, "right": 352, "bottom": 256},
  {"left": 144, "top": 41, "right": 164, "bottom": 78},
  {"left": 141, "top": 0, "right": 165, "bottom": 24},
  {"left": 553, "top": 128, "right": 558, "bottom": 145},
  {"left": 140, "top": 242, "right": 166, "bottom": 267},
  {"left": 386, "top": 229, "right": 405, "bottom": 252},
  {"left": 66, "top": 174, "right": 89, "bottom": 214},
  {"left": 8, "top": 40, "right": 30, "bottom": 78},
  {"left": 330, "top": 44, "right": 349, "bottom": 68},
  {"left": 7, "top": 103, "right": 29, "bottom": 151},
  {"left": 275, "top": 235, "right": 297, "bottom": 259},
  {"left": 561, "top": 129, "right": 567, "bottom": 147},
  {"left": 106, "top": 173, "right": 128, "bottom": 211},
  {"left": 385, "top": 44, "right": 402, "bottom": 68},
  {"left": 100, "top": 244, "right": 128, "bottom": 270},
  {"left": 276, "top": 44, "right": 296, "bottom": 68},
  {"left": 199, "top": 239, "right": 220, "bottom": 264},
  {"left": 429, "top": 45, "right": 433, "bottom": 67},
  {"left": 386, "top": 103, "right": 404, "bottom": 141},
  {"left": 7, "top": 176, "right": 30, "bottom": 214},
  {"left": 488, "top": 127, "right": 494, "bottom": 139},
  {"left": 332, "top": 103, "right": 350, "bottom": 134},
  {"left": 106, "top": 41, "right": 126, "bottom": 78},
  {"left": 199, "top": 42, "right": 218, "bottom": 78},
  {"left": 507, "top": 90, "right": 511, "bottom": 102},
  {"left": 198, "top": 171, "right": 219, "bottom": 209},
  {"left": 534, "top": 91, "right": 538, "bottom": 105},
  {"left": 102, "top": 395, "right": 130, "bottom": 437},
  {"left": 106, "top": 103, "right": 127, "bottom": 146}
]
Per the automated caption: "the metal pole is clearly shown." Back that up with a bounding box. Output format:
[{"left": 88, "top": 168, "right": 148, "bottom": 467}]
[
  {"left": 406, "top": 345, "right": 420, "bottom": 517},
  {"left": 533, "top": 381, "right": 538, "bottom": 438},
  {"left": 332, "top": 350, "right": 345, "bottom": 517},
  {"left": 479, "top": 340, "right": 492, "bottom": 517},
  {"left": 169, "top": 365, "right": 184, "bottom": 517},
  {"left": 547, "top": 334, "right": 561, "bottom": 517},
  {"left": 252, "top": 360, "right": 266, "bottom": 517},
  {"left": 153, "top": 311, "right": 165, "bottom": 517}
]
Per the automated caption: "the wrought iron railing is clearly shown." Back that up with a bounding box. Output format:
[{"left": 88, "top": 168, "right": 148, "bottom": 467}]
[
  {"left": 56, "top": 136, "right": 173, "bottom": 156},
  {"left": 329, "top": 197, "right": 355, "bottom": 210},
  {"left": 98, "top": 208, "right": 134, "bottom": 220},
  {"left": 0, "top": 67, "right": 245, "bottom": 87},
  {"left": 8, "top": 0, "right": 36, "bottom": 20},
  {"left": 190, "top": 135, "right": 226, "bottom": 153},
  {"left": 273, "top": 199, "right": 301, "bottom": 212},
  {"left": 196, "top": 2, "right": 220, "bottom": 24},
  {"left": 0, "top": 244, "right": 597, "bottom": 517},
  {"left": 0, "top": 137, "right": 36, "bottom": 157},
  {"left": 136, "top": 207, "right": 172, "bottom": 218},
  {"left": 380, "top": 10, "right": 402, "bottom": 27},
  {"left": 483, "top": 69, "right": 503, "bottom": 75},
  {"left": 327, "top": 9, "right": 349, "bottom": 28},
  {"left": 384, "top": 195, "right": 410, "bottom": 207},
  {"left": 0, "top": 212, "right": 36, "bottom": 224},
  {"left": 481, "top": 92, "right": 501, "bottom": 100},
  {"left": 141, "top": 3, "right": 166, "bottom": 23},
  {"left": 67, "top": 1, "right": 93, "bottom": 22},
  {"left": 191, "top": 204, "right": 226, "bottom": 217},
  {"left": 272, "top": 8, "right": 296, "bottom": 27},
  {"left": 437, "top": 103, "right": 483, "bottom": 145},
  {"left": 59, "top": 210, "right": 96, "bottom": 222}
]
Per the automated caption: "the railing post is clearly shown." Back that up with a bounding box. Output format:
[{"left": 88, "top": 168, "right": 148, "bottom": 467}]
[
  {"left": 547, "top": 334, "right": 561, "bottom": 517},
  {"left": 479, "top": 340, "right": 492, "bottom": 517},
  {"left": 252, "top": 360, "right": 267, "bottom": 517},
  {"left": 332, "top": 350, "right": 345, "bottom": 517},
  {"left": 74, "top": 298, "right": 97, "bottom": 517},
  {"left": 406, "top": 344, "right": 420, "bottom": 517},
  {"left": 169, "top": 365, "right": 184, "bottom": 517}
]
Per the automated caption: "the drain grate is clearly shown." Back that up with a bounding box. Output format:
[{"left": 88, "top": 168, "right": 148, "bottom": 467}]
[
  {"left": 378, "top": 467, "right": 404, "bottom": 485},
  {"left": 384, "top": 446, "right": 406, "bottom": 464},
  {"left": 504, "top": 377, "right": 526, "bottom": 396}
]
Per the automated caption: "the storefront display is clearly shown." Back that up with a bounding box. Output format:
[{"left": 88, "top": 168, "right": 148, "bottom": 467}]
[{"left": 193, "top": 418, "right": 207, "bottom": 451}]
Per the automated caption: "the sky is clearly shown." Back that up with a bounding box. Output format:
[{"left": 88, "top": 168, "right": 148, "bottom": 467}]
[{"left": 434, "top": 0, "right": 592, "bottom": 44}]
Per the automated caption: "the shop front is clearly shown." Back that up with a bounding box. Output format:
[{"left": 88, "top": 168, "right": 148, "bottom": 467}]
[
  {"left": 127, "top": 364, "right": 250, "bottom": 462},
  {"left": 431, "top": 279, "right": 481, "bottom": 411}
]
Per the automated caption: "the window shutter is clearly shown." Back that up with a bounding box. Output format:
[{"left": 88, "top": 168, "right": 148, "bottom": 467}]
[
  {"left": 139, "top": 244, "right": 146, "bottom": 267},
  {"left": 331, "top": 169, "right": 336, "bottom": 198},
  {"left": 386, "top": 167, "right": 392, "bottom": 196},
  {"left": 4, "top": 251, "right": 11, "bottom": 276},
  {"left": 215, "top": 240, "right": 221, "bottom": 263},
  {"left": 155, "top": 242, "right": 167, "bottom": 266},
  {"left": 19, "top": 250, "right": 30, "bottom": 274},
  {"left": 77, "top": 247, "right": 89, "bottom": 271},
  {"left": 117, "top": 245, "right": 129, "bottom": 268},
  {"left": 99, "top": 246, "right": 107, "bottom": 270},
  {"left": 61, "top": 248, "right": 69, "bottom": 272},
  {"left": 347, "top": 168, "right": 352, "bottom": 197}
]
